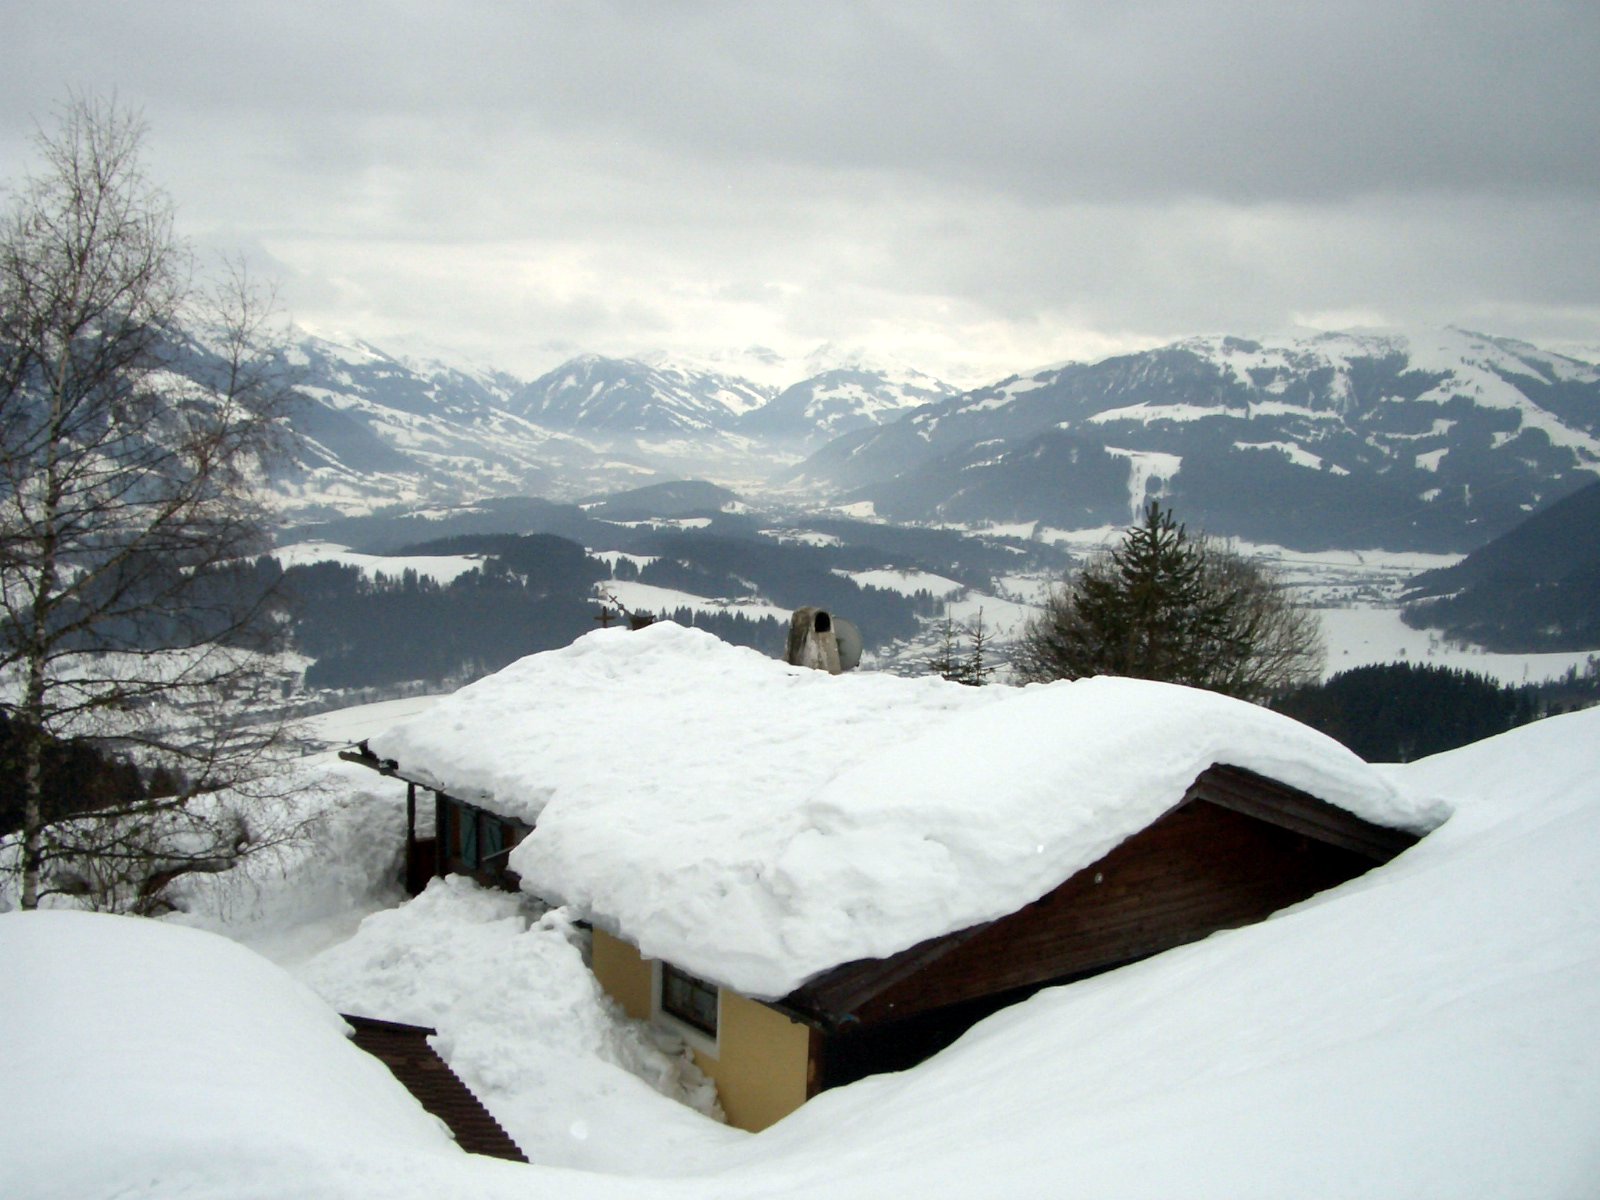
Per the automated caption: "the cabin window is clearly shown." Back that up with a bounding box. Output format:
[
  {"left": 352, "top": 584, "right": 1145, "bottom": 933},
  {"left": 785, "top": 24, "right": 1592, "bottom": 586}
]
[
  {"left": 660, "top": 964, "right": 719, "bottom": 1038},
  {"left": 479, "top": 813, "right": 504, "bottom": 866},
  {"left": 437, "top": 796, "right": 529, "bottom": 891}
]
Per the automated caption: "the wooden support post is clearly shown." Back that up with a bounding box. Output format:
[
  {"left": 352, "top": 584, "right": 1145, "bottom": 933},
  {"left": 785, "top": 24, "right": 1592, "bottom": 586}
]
[{"left": 404, "top": 782, "right": 418, "bottom": 893}]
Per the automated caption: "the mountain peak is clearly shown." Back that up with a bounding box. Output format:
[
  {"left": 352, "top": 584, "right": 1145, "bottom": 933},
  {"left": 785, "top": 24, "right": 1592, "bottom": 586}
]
[
  {"left": 793, "top": 327, "right": 1600, "bottom": 553},
  {"left": 509, "top": 354, "right": 773, "bottom": 435}
]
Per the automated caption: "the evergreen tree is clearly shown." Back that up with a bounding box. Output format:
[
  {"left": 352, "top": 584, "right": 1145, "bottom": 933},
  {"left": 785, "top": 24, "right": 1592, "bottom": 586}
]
[
  {"left": 1014, "top": 502, "right": 1321, "bottom": 701},
  {"left": 928, "top": 609, "right": 995, "bottom": 686}
]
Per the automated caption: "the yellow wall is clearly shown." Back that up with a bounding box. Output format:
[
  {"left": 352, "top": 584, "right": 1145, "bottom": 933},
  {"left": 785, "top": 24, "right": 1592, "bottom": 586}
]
[
  {"left": 589, "top": 928, "right": 813, "bottom": 1132},
  {"left": 710, "top": 989, "right": 813, "bottom": 1131},
  {"left": 591, "top": 927, "right": 654, "bottom": 1021}
]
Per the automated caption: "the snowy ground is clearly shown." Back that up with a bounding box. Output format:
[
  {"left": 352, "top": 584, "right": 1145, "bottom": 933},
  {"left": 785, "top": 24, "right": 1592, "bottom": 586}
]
[
  {"left": 271, "top": 541, "right": 486, "bottom": 584},
  {"left": 297, "top": 877, "right": 740, "bottom": 1174},
  {"left": 1318, "top": 605, "right": 1597, "bottom": 686},
  {"left": 5, "top": 692, "right": 1600, "bottom": 1197}
]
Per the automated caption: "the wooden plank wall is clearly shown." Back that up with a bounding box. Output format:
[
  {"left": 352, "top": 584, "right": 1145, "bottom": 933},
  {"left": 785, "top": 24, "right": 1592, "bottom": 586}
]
[{"left": 849, "top": 799, "right": 1370, "bottom": 1026}]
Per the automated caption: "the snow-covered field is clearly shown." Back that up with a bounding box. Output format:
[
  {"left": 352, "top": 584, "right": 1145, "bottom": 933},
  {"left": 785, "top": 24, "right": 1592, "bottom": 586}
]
[
  {"left": 838, "top": 567, "right": 966, "bottom": 597},
  {"left": 597, "top": 579, "right": 791, "bottom": 623},
  {"left": 5, "top": 674, "right": 1600, "bottom": 1197},
  {"left": 271, "top": 541, "right": 486, "bottom": 584},
  {"left": 1318, "top": 605, "right": 1597, "bottom": 686}
]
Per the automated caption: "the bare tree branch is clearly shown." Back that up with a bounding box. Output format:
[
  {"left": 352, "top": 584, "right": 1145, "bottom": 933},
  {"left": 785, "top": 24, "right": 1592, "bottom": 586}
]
[{"left": 2, "top": 95, "right": 301, "bottom": 912}]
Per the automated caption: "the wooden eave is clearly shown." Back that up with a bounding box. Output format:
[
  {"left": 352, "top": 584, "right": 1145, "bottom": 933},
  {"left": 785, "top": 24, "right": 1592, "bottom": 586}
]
[
  {"left": 1190, "top": 764, "right": 1419, "bottom": 861},
  {"left": 779, "top": 761, "right": 1420, "bottom": 1030},
  {"left": 343, "top": 1014, "right": 527, "bottom": 1162},
  {"left": 338, "top": 741, "right": 498, "bottom": 816},
  {"left": 339, "top": 740, "right": 433, "bottom": 792}
]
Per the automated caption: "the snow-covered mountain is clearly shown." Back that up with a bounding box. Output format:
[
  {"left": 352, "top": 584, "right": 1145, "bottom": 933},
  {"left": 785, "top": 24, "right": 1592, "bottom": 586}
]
[
  {"left": 508, "top": 355, "right": 774, "bottom": 436},
  {"left": 159, "top": 325, "right": 1600, "bottom": 551},
  {"left": 261, "top": 333, "right": 612, "bottom": 518},
  {"left": 793, "top": 329, "right": 1600, "bottom": 552},
  {"left": 737, "top": 365, "right": 958, "bottom": 450},
  {"left": 243, "top": 337, "right": 963, "bottom": 518}
]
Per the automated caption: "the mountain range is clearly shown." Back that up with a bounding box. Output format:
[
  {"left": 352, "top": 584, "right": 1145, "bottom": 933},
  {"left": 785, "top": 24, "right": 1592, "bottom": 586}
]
[
  {"left": 791, "top": 329, "right": 1600, "bottom": 551},
  {"left": 191, "top": 326, "right": 1600, "bottom": 554},
  {"left": 257, "top": 334, "right": 948, "bottom": 517}
]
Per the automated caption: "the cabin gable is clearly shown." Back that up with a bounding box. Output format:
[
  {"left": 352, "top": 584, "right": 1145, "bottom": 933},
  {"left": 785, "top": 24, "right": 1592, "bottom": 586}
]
[{"left": 786, "top": 764, "right": 1417, "bottom": 1092}]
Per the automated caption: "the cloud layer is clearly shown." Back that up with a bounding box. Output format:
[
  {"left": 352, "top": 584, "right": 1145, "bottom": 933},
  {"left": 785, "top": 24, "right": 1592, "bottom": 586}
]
[{"left": 6, "top": 2, "right": 1598, "bottom": 381}]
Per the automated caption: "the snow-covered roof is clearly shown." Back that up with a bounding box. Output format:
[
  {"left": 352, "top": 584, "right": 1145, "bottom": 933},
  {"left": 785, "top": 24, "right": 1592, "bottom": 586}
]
[{"left": 368, "top": 622, "right": 1442, "bottom": 998}]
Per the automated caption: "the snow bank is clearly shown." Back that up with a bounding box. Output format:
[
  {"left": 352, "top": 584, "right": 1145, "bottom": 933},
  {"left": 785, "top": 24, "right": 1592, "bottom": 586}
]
[
  {"left": 298, "top": 876, "right": 740, "bottom": 1173},
  {"left": 0, "top": 910, "right": 462, "bottom": 1199},
  {"left": 370, "top": 622, "right": 1439, "bottom": 997},
  {"left": 735, "top": 706, "right": 1600, "bottom": 1199}
]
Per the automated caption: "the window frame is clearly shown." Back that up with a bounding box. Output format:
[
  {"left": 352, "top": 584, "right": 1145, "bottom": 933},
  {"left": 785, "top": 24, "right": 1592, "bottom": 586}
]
[{"left": 654, "top": 961, "right": 721, "bottom": 1056}]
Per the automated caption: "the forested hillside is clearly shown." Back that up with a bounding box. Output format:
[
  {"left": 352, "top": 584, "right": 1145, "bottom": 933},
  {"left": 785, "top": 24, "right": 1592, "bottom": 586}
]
[
  {"left": 1403, "top": 480, "right": 1600, "bottom": 651},
  {"left": 286, "top": 535, "right": 606, "bottom": 689},
  {"left": 277, "top": 526, "right": 943, "bottom": 691},
  {"left": 1273, "top": 662, "right": 1543, "bottom": 762}
]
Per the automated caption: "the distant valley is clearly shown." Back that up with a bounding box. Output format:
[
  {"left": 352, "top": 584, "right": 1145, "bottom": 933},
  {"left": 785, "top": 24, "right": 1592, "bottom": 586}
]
[
  {"left": 139, "top": 322, "right": 1600, "bottom": 697},
  {"left": 228, "top": 326, "right": 1600, "bottom": 559}
]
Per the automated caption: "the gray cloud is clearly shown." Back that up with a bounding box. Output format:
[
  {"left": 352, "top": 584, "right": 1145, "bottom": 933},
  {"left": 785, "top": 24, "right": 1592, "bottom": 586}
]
[{"left": 6, "top": 1, "right": 1598, "bottom": 380}]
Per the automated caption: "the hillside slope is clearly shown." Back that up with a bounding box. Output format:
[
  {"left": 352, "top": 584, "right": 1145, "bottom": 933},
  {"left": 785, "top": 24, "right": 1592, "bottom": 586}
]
[
  {"left": 1402, "top": 479, "right": 1600, "bottom": 650},
  {"left": 794, "top": 329, "right": 1600, "bottom": 551}
]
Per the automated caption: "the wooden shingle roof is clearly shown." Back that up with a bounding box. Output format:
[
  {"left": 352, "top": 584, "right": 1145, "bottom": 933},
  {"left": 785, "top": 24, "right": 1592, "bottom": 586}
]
[{"left": 343, "top": 1014, "right": 527, "bottom": 1163}]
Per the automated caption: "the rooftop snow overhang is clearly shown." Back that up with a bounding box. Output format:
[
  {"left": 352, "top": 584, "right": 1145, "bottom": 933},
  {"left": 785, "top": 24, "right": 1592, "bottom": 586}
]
[{"left": 775, "top": 763, "right": 1422, "bottom": 1030}]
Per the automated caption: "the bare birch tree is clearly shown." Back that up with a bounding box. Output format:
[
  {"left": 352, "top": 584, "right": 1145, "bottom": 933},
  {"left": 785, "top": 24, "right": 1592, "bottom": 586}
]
[{"left": 1, "top": 96, "right": 299, "bottom": 912}]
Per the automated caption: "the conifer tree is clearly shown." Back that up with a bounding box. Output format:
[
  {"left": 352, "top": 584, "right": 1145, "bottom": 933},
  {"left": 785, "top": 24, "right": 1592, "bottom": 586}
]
[
  {"left": 927, "top": 608, "right": 995, "bottom": 686},
  {"left": 1014, "top": 502, "right": 1321, "bottom": 701}
]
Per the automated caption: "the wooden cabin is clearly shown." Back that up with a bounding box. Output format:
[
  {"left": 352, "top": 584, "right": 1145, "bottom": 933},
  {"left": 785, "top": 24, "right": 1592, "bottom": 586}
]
[
  {"left": 345, "top": 623, "right": 1438, "bottom": 1133},
  {"left": 583, "top": 762, "right": 1418, "bottom": 1130},
  {"left": 342, "top": 747, "right": 1422, "bottom": 1131}
]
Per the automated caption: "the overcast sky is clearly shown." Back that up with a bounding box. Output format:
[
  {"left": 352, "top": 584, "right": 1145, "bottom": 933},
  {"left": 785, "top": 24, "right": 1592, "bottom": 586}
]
[{"left": 6, "top": 2, "right": 1599, "bottom": 384}]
